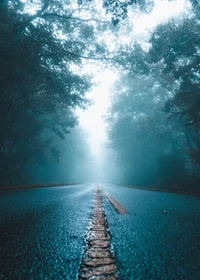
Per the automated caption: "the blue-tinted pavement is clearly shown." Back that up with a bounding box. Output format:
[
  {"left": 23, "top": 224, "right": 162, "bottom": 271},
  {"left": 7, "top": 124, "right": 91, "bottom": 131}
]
[
  {"left": 101, "top": 184, "right": 200, "bottom": 280},
  {"left": 1, "top": 183, "right": 200, "bottom": 279},
  {"left": 0, "top": 184, "right": 95, "bottom": 279}
]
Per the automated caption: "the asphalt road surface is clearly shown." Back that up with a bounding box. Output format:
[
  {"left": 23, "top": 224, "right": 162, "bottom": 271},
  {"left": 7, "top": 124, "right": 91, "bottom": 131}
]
[{"left": 0, "top": 183, "right": 200, "bottom": 279}]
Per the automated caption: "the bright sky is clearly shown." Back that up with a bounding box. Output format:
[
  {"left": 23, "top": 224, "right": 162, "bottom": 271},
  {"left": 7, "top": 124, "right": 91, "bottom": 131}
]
[
  {"left": 134, "top": 0, "right": 190, "bottom": 33},
  {"left": 77, "top": 0, "right": 191, "bottom": 156},
  {"left": 77, "top": 69, "right": 117, "bottom": 156},
  {"left": 21, "top": 0, "right": 192, "bottom": 172}
]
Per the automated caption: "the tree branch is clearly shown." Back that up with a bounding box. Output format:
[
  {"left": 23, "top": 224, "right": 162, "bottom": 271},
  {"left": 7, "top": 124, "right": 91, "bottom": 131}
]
[{"left": 40, "top": 13, "right": 109, "bottom": 24}]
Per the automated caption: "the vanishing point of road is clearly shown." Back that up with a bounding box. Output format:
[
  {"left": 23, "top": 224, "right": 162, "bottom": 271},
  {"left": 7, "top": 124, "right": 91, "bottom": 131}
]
[{"left": 0, "top": 183, "right": 200, "bottom": 279}]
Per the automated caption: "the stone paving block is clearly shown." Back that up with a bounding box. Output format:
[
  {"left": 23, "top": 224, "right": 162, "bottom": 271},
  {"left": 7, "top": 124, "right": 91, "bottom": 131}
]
[
  {"left": 88, "top": 240, "right": 110, "bottom": 248},
  {"left": 80, "top": 264, "right": 117, "bottom": 277},
  {"left": 92, "top": 214, "right": 104, "bottom": 220},
  {"left": 88, "top": 231, "right": 108, "bottom": 241},
  {"left": 83, "top": 257, "right": 114, "bottom": 267},
  {"left": 79, "top": 274, "right": 117, "bottom": 280},
  {"left": 92, "top": 218, "right": 105, "bottom": 223},
  {"left": 92, "top": 221, "right": 105, "bottom": 226},
  {"left": 86, "top": 248, "right": 112, "bottom": 259},
  {"left": 92, "top": 276, "right": 117, "bottom": 280},
  {"left": 94, "top": 207, "right": 103, "bottom": 211},
  {"left": 91, "top": 225, "right": 105, "bottom": 231}
]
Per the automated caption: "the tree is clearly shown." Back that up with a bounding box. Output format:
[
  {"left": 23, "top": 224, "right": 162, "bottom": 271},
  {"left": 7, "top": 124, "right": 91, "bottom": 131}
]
[
  {"left": 105, "top": 3, "right": 200, "bottom": 189},
  {"left": 0, "top": 1, "right": 91, "bottom": 185},
  {"left": 105, "top": 72, "right": 173, "bottom": 186},
  {"left": 149, "top": 12, "right": 200, "bottom": 129}
]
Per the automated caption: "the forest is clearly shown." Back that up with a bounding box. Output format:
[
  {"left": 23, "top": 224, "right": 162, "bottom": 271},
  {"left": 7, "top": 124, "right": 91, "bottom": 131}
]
[{"left": 1, "top": 0, "right": 200, "bottom": 192}]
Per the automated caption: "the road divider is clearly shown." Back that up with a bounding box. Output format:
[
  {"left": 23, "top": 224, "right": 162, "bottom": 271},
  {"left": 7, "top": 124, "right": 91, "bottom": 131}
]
[
  {"left": 79, "top": 185, "right": 118, "bottom": 279},
  {"left": 104, "top": 193, "right": 128, "bottom": 215}
]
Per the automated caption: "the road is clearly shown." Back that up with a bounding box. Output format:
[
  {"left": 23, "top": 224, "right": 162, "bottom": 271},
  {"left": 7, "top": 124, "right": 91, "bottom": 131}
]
[
  {"left": 0, "top": 183, "right": 200, "bottom": 279},
  {"left": 101, "top": 184, "right": 200, "bottom": 280}
]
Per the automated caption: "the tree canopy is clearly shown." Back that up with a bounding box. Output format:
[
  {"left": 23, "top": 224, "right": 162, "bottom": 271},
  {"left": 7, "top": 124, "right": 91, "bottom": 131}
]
[
  {"left": 0, "top": 0, "right": 92, "bottom": 184},
  {"left": 1, "top": 0, "right": 200, "bottom": 190},
  {"left": 105, "top": 3, "right": 200, "bottom": 189}
]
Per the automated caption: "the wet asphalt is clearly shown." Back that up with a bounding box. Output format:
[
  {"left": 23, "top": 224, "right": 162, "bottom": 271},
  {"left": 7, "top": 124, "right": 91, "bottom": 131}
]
[
  {"left": 101, "top": 183, "right": 200, "bottom": 280},
  {"left": 0, "top": 184, "right": 95, "bottom": 280},
  {"left": 0, "top": 183, "right": 200, "bottom": 279}
]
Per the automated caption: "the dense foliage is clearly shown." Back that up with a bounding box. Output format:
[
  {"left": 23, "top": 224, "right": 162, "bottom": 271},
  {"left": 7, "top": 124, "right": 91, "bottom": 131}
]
[
  {"left": 1, "top": 0, "right": 200, "bottom": 191},
  {"left": 0, "top": 1, "right": 92, "bottom": 185},
  {"left": 106, "top": 4, "right": 200, "bottom": 190}
]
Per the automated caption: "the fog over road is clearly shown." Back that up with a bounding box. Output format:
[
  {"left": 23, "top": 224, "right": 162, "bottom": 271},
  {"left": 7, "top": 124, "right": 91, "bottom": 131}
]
[{"left": 0, "top": 184, "right": 200, "bottom": 279}]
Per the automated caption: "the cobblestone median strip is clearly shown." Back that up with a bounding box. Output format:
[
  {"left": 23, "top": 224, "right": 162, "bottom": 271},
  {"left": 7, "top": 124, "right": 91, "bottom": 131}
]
[
  {"left": 79, "top": 185, "right": 118, "bottom": 280},
  {"left": 104, "top": 194, "right": 128, "bottom": 215}
]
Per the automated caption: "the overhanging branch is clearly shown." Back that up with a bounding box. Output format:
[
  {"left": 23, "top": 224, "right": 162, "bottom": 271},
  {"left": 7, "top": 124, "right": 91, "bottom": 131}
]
[{"left": 40, "top": 13, "right": 109, "bottom": 24}]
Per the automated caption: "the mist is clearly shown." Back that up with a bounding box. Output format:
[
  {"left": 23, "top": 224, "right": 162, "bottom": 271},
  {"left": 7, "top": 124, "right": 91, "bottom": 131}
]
[
  {"left": 1, "top": 0, "right": 200, "bottom": 193},
  {"left": 1, "top": 2, "right": 200, "bottom": 279}
]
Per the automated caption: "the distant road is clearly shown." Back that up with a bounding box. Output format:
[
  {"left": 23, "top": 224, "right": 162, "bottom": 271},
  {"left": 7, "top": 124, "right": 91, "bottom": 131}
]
[{"left": 0, "top": 183, "right": 200, "bottom": 279}]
